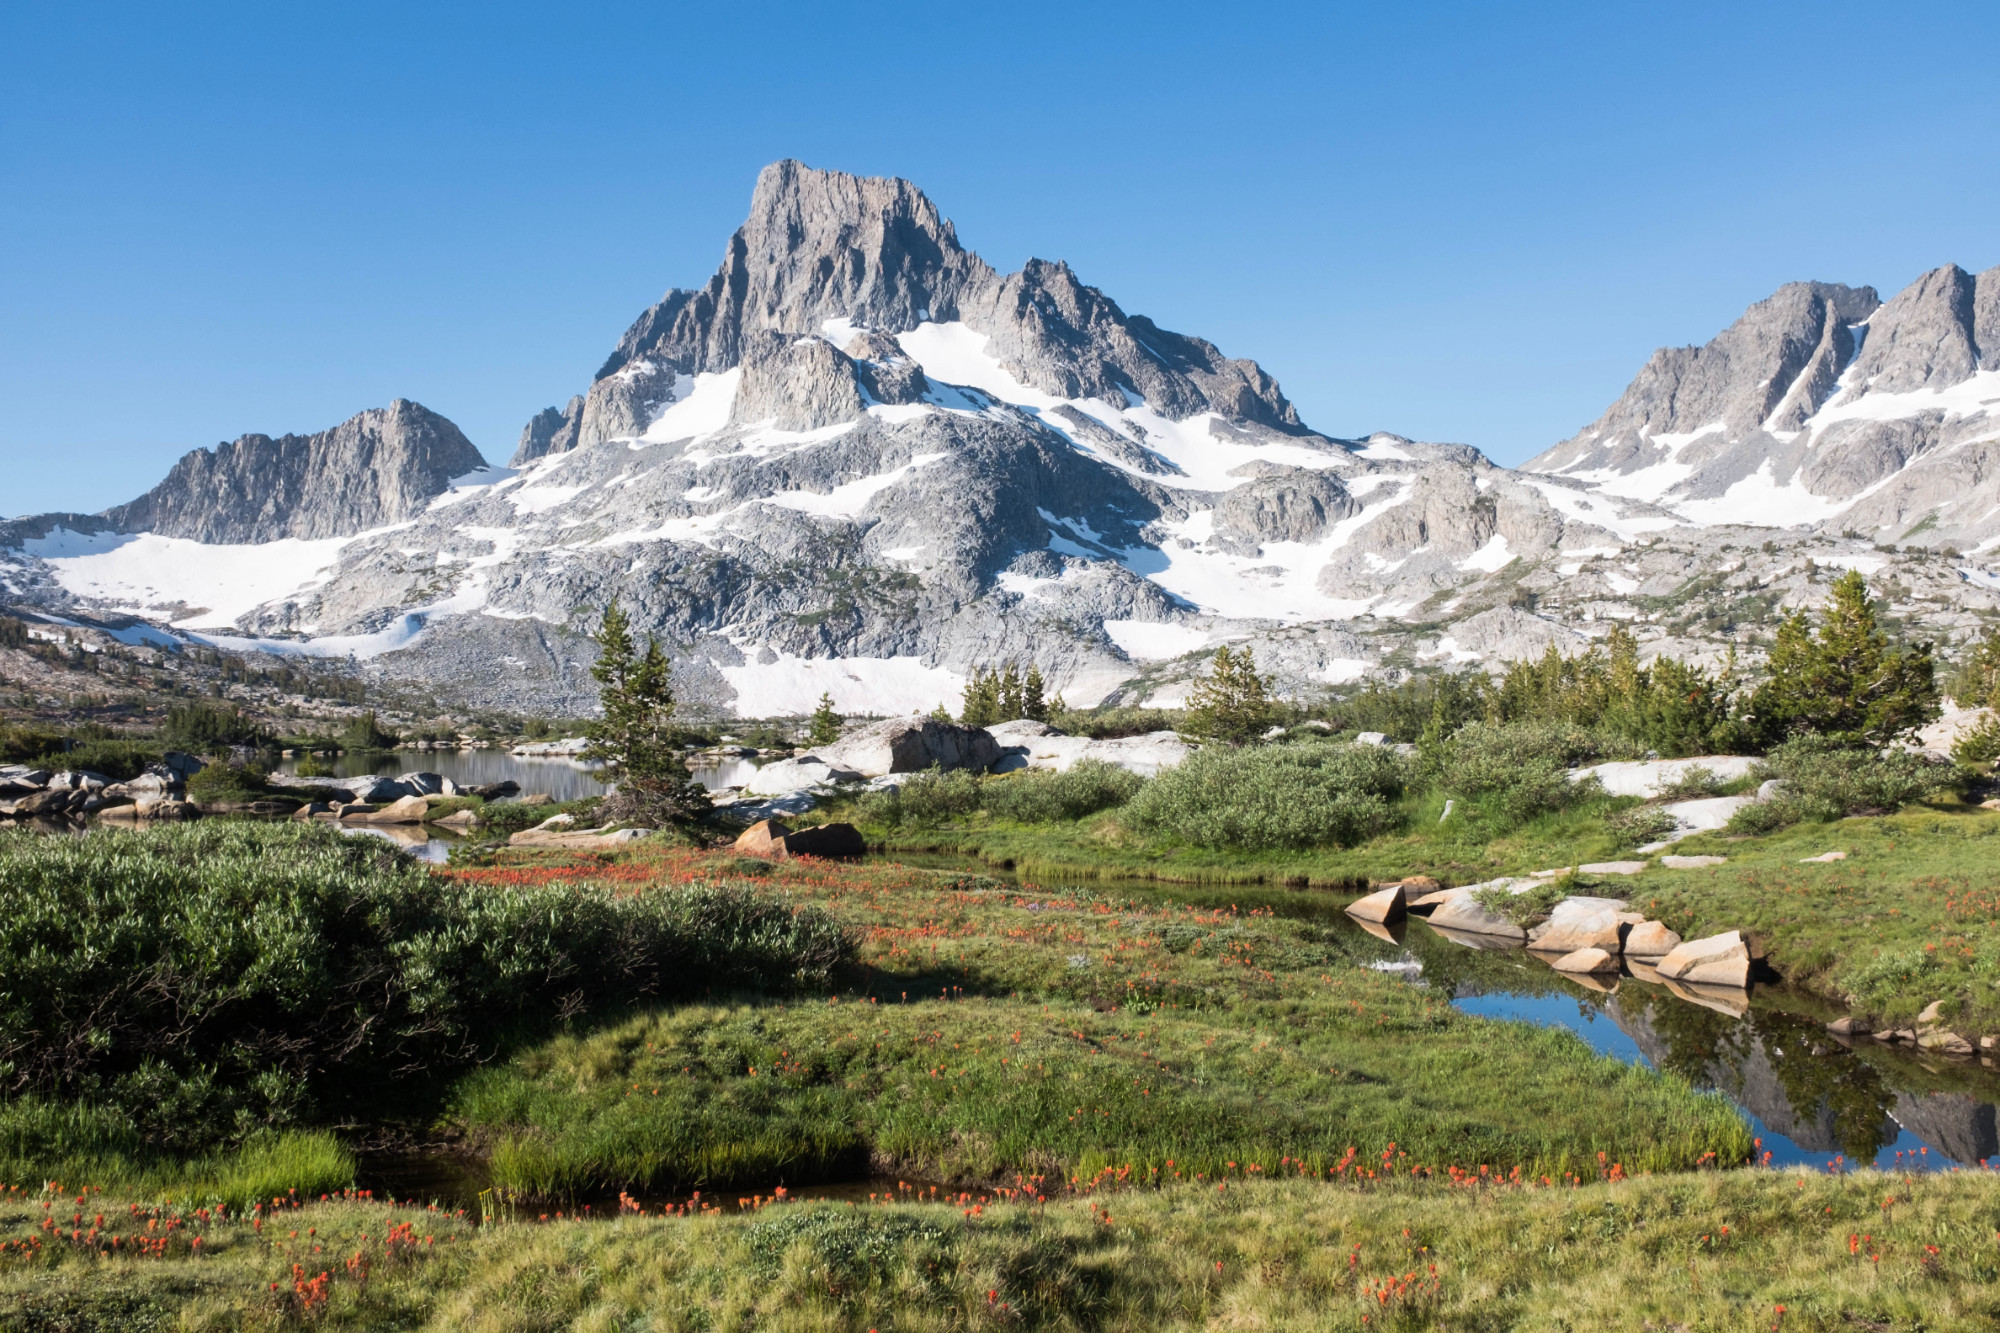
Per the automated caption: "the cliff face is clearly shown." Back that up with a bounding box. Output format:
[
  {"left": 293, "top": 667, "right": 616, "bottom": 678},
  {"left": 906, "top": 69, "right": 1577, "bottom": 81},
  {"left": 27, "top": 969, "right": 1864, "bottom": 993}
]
[{"left": 104, "top": 399, "right": 487, "bottom": 543}]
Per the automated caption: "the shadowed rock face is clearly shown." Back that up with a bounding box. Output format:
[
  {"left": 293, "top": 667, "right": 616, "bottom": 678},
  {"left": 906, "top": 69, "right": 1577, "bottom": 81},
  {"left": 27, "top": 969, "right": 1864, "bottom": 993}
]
[
  {"left": 103, "top": 400, "right": 486, "bottom": 543},
  {"left": 1890, "top": 1092, "right": 2000, "bottom": 1165},
  {"left": 513, "top": 396, "right": 583, "bottom": 465}
]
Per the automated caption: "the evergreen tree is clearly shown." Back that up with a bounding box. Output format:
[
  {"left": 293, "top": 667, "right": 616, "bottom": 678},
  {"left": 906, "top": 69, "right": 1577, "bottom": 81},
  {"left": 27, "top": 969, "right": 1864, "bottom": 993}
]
[
  {"left": 582, "top": 600, "right": 708, "bottom": 825},
  {"left": 1748, "top": 570, "right": 1939, "bottom": 745},
  {"left": 1182, "top": 645, "right": 1273, "bottom": 745},
  {"left": 927, "top": 702, "right": 955, "bottom": 723},
  {"left": 1022, "top": 665, "right": 1048, "bottom": 722},
  {"left": 997, "top": 664, "right": 1024, "bottom": 721},
  {"left": 807, "top": 691, "right": 842, "bottom": 747},
  {"left": 960, "top": 669, "right": 1000, "bottom": 727}
]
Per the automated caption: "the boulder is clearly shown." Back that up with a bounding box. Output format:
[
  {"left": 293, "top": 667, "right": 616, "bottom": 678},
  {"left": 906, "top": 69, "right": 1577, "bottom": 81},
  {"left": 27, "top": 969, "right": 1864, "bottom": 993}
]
[
  {"left": 781, "top": 822, "right": 865, "bottom": 859},
  {"left": 397, "top": 772, "right": 447, "bottom": 795},
  {"left": 815, "top": 717, "right": 1002, "bottom": 778},
  {"left": 745, "top": 757, "right": 866, "bottom": 796},
  {"left": 1426, "top": 886, "right": 1529, "bottom": 942},
  {"left": 0, "top": 766, "right": 51, "bottom": 787},
  {"left": 1800, "top": 851, "right": 1849, "bottom": 863},
  {"left": 1570, "top": 756, "right": 1761, "bottom": 798},
  {"left": 1552, "top": 946, "right": 1619, "bottom": 974},
  {"left": 143, "top": 799, "right": 200, "bottom": 821},
  {"left": 1655, "top": 930, "right": 1751, "bottom": 987},
  {"left": 364, "top": 795, "right": 432, "bottom": 824},
  {"left": 1660, "top": 854, "right": 1727, "bottom": 869},
  {"left": 1529, "top": 910, "right": 1625, "bottom": 955},
  {"left": 433, "top": 809, "right": 479, "bottom": 829},
  {"left": 510, "top": 827, "right": 653, "bottom": 849},
  {"left": 343, "top": 775, "right": 413, "bottom": 804},
  {"left": 988, "top": 728, "right": 1192, "bottom": 777},
  {"left": 733, "top": 819, "right": 794, "bottom": 857},
  {"left": 161, "top": 752, "right": 204, "bottom": 779},
  {"left": 467, "top": 781, "right": 521, "bottom": 800},
  {"left": 1355, "top": 731, "right": 1388, "bottom": 746},
  {"left": 1345, "top": 884, "right": 1407, "bottom": 924},
  {"left": 292, "top": 801, "right": 334, "bottom": 820},
  {"left": 1826, "top": 1016, "right": 1861, "bottom": 1036},
  {"left": 16, "top": 788, "right": 77, "bottom": 816},
  {"left": 1623, "top": 921, "right": 1682, "bottom": 959},
  {"left": 519, "top": 792, "right": 553, "bottom": 807}
]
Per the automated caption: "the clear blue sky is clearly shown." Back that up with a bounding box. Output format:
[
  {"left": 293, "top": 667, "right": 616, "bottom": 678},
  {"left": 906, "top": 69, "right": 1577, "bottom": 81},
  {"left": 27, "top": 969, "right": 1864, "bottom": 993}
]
[{"left": 5, "top": 0, "right": 1997, "bottom": 517}]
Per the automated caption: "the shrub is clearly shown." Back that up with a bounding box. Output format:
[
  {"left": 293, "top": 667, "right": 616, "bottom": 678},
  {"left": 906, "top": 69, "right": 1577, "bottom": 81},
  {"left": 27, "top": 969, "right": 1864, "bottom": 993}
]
[
  {"left": 185, "top": 762, "right": 269, "bottom": 803},
  {"left": 0, "top": 822, "right": 852, "bottom": 1150},
  {"left": 1605, "top": 805, "right": 1680, "bottom": 847},
  {"left": 1122, "top": 741, "right": 1406, "bottom": 850},
  {"left": 1951, "top": 712, "right": 2000, "bottom": 766},
  {"left": 1724, "top": 736, "right": 1956, "bottom": 833},
  {"left": 983, "top": 760, "right": 1143, "bottom": 824},
  {"left": 860, "top": 766, "right": 982, "bottom": 829},
  {"left": 1043, "top": 706, "right": 1183, "bottom": 740},
  {"left": 1427, "top": 721, "right": 1616, "bottom": 824},
  {"left": 1469, "top": 877, "right": 1570, "bottom": 928},
  {"left": 1655, "top": 764, "right": 1722, "bottom": 800}
]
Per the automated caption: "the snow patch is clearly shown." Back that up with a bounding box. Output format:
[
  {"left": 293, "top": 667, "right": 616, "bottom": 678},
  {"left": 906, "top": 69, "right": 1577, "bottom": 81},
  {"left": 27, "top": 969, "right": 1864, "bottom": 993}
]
[
  {"left": 1459, "top": 535, "right": 1516, "bottom": 573},
  {"left": 719, "top": 651, "right": 965, "bottom": 717},
  {"left": 1103, "top": 620, "right": 1212, "bottom": 661},
  {"left": 23, "top": 528, "right": 360, "bottom": 628},
  {"left": 641, "top": 369, "right": 741, "bottom": 444},
  {"left": 759, "top": 453, "right": 948, "bottom": 517}
]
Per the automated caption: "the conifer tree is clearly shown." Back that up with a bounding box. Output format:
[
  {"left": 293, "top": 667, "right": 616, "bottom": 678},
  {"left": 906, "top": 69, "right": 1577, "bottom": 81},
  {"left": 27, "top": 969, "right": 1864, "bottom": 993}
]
[
  {"left": 997, "top": 664, "right": 1024, "bottom": 721},
  {"left": 1023, "top": 665, "right": 1048, "bottom": 721},
  {"left": 582, "top": 600, "right": 708, "bottom": 824},
  {"left": 1182, "top": 645, "right": 1273, "bottom": 744},
  {"left": 807, "top": 691, "right": 842, "bottom": 747},
  {"left": 1748, "top": 570, "right": 1938, "bottom": 745},
  {"left": 960, "top": 669, "right": 999, "bottom": 727}
]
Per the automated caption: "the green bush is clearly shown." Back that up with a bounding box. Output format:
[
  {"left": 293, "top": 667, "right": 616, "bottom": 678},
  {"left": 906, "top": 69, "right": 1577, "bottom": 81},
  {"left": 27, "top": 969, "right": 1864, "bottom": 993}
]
[
  {"left": 185, "top": 762, "right": 269, "bottom": 803},
  {"left": 1121, "top": 741, "right": 1406, "bottom": 850},
  {"left": 1427, "top": 721, "right": 1616, "bottom": 824},
  {"left": 1605, "top": 805, "right": 1680, "bottom": 847},
  {"left": 1043, "top": 706, "right": 1183, "bottom": 740},
  {"left": 983, "top": 760, "right": 1143, "bottom": 824},
  {"left": 0, "top": 822, "right": 852, "bottom": 1151},
  {"left": 1724, "top": 736, "right": 1956, "bottom": 833},
  {"left": 860, "top": 766, "right": 982, "bottom": 829}
]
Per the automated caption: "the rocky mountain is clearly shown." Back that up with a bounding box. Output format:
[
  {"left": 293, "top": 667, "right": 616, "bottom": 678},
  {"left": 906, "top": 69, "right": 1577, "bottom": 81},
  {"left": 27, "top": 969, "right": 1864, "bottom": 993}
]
[
  {"left": 5, "top": 162, "right": 2000, "bottom": 719},
  {"left": 1527, "top": 265, "right": 2000, "bottom": 542}
]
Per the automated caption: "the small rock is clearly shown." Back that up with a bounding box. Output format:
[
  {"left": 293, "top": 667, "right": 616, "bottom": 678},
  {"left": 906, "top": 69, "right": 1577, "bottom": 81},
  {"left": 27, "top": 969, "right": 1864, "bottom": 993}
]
[
  {"left": 1655, "top": 930, "right": 1751, "bottom": 988},
  {"left": 1552, "top": 946, "right": 1620, "bottom": 974},
  {"left": 1346, "top": 884, "right": 1408, "bottom": 925},
  {"left": 1659, "top": 855, "right": 1727, "bottom": 869},
  {"left": 291, "top": 801, "right": 333, "bottom": 820},
  {"left": 1575, "top": 860, "right": 1647, "bottom": 875},
  {"left": 1918, "top": 1000, "right": 1946, "bottom": 1028},
  {"left": 1623, "top": 921, "right": 1682, "bottom": 959},
  {"left": 1800, "top": 851, "right": 1848, "bottom": 863},
  {"left": 1917, "top": 1031, "right": 1976, "bottom": 1056},
  {"left": 1827, "top": 1016, "right": 1860, "bottom": 1036},
  {"left": 519, "top": 792, "right": 553, "bottom": 807},
  {"left": 1757, "top": 779, "right": 1787, "bottom": 801},
  {"left": 433, "top": 809, "right": 480, "bottom": 829},
  {"left": 1354, "top": 732, "right": 1388, "bottom": 746}
]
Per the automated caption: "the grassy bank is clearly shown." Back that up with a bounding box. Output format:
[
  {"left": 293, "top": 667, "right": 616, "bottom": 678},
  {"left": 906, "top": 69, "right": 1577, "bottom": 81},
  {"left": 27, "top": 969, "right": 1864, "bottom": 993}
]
[
  {"left": 444, "top": 853, "right": 1750, "bottom": 1194},
  {"left": 5, "top": 1170, "right": 1999, "bottom": 1330}
]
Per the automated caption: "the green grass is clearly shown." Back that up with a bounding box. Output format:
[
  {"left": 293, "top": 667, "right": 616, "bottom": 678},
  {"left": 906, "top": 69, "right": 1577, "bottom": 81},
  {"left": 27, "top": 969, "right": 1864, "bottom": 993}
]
[
  {"left": 5, "top": 1170, "right": 2000, "bottom": 1330},
  {"left": 448, "top": 860, "right": 1750, "bottom": 1195}
]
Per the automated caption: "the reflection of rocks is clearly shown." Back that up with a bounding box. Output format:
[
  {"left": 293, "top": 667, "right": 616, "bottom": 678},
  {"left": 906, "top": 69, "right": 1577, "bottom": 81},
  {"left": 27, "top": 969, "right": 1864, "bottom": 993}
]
[
  {"left": 1608, "top": 994, "right": 1878, "bottom": 1155},
  {"left": 1890, "top": 1093, "right": 2000, "bottom": 1165}
]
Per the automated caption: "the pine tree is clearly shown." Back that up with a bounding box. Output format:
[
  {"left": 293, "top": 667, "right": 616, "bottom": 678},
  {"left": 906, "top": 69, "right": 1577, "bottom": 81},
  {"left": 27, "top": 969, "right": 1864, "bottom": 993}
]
[
  {"left": 807, "top": 691, "right": 842, "bottom": 747},
  {"left": 960, "top": 669, "right": 999, "bottom": 727},
  {"left": 582, "top": 600, "right": 708, "bottom": 825},
  {"left": 997, "top": 664, "right": 1024, "bottom": 722},
  {"left": 1748, "top": 570, "right": 1939, "bottom": 745},
  {"left": 1022, "top": 665, "right": 1048, "bottom": 721},
  {"left": 1182, "top": 645, "right": 1273, "bottom": 744}
]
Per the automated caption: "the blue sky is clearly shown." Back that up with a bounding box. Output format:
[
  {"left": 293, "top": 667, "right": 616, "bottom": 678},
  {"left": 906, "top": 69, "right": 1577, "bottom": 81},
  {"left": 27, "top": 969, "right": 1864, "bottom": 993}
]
[{"left": 4, "top": 0, "right": 1996, "bottom": 517}]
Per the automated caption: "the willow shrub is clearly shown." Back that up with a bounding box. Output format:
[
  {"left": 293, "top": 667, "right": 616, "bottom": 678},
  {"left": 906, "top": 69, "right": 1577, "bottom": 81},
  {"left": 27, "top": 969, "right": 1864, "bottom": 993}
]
[
  {"left": 1427, "top": 720, "right": 1616, "bottom": 825},
  {"left": 0, "top": 822, "right": 850, "bottom": 1150},
  {"left": 1121, "top": 740, "right": 1406, "bottom": 850}
]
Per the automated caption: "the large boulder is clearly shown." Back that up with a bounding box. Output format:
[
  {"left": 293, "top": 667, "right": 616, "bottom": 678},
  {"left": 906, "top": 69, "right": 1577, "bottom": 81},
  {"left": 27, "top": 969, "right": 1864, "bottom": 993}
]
[
  {"left": 816, "top": 718, "right": 1001, "bottom": 778},
  {"left": 744, "top": 757, "right": 865, "bottom": 796},
  {"left": 1529, "top": 909, "right": 1626, "bottom": 956},
  {"left": 1425, "top": 883, "right": 1530, "bottom": 942},
  {"left": 733, "top": 819, "right": 793, "bottom": 856},
  {"left": 397, "top": 772, "right": 447, "bottom": 795},
  {"left": 1570, "top": 757, "right": 1761, "bottom": 798},
  {"left": 362, "top": 795, "right": 432, "bottom": 824},
  {"left": 1655, "top": 930, "right": 1751, "bottom": 988},
  {"left": 343, "top": 775, "right": 415, "bottom": 804},
  {"left": 510, "top": 827, "right": 652, "bottom": 849},
  {"left": 781, "top": 822, "right": 866, "bottom": 859},
  {"left": 987, "top": 727, "right": 1192, "bottom": 777}
]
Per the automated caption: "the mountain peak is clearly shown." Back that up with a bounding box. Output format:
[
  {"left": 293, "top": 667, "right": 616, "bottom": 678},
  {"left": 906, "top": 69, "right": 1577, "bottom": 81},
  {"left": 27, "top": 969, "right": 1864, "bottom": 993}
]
[{"left": 103, "top": 400, "right": 485, "bottom": 544}]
